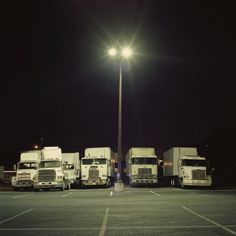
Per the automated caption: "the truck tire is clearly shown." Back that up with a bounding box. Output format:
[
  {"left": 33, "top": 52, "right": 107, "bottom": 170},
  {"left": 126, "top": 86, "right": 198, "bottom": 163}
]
[
  {"left": 106, "top": 179, "right": 111, "bottom": 188},
  {"left": 174, "top": 177, "right": 179, "bottom": 187}
]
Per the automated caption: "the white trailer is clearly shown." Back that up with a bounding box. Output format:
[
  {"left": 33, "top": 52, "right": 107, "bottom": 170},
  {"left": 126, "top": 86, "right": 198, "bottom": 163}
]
[
  {"left": 11, "top": 150, "right": 42, "bottom": 190},
  {"left": 163, "top": 147, "right": 212, "bottom": 188},
  {"left": 81, "top": 147, "right": 115, "bottom": 187},
  {"left": 126, "top": 147, "right": 158, "bottom": 186},
  {"left": 62, "top": 152, "right": 80, "bottom": 188},
  {"left": 33, "top": 146, "right": 69, "bottom": 191}
]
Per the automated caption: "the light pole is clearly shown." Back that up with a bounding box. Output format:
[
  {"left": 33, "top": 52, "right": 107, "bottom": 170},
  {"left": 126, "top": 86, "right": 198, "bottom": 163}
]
[{"left": 108, "top": 47, "right": 132, "bottom": 190}]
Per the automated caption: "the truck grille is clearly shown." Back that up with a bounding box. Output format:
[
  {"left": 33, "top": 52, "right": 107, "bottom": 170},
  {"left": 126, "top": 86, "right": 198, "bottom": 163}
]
[
  {"left": 192, "top": 170, "right": 206, "bottom": 180},
  {"left": 138, "top": 168, "right": 152, "bottom": 176},
  {"left": 18, "top": 173, "right": 31, "bottom": 180},
  {"left": 89, "top": 169, "right": 99, "bottom": 179},
  {"left": 38, "top": 170, "right": 56, "bottom": 182}
]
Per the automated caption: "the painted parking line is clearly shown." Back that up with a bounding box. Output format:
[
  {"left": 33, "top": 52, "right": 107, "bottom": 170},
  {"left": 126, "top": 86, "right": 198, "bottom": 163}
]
[
  {"left": 99, "top": 208, "right": 109, "bottom": 236},
  {"left": 13, "top": 194, "right": 32, "bottom": 199},
  {"left": 61, "top": 192, "right": 73, "bottom": 198},
  {"left": 0, "top": 208, "right": 34, "bottom": 225},
  {"left": 150, "top": 191, "right": 160, "bottom": 196},
  {"left": 182, "top": 206, "right": 236, "bottom": 235}
]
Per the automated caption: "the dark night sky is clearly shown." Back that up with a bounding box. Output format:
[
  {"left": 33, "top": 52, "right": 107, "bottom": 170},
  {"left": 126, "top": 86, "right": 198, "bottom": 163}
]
[{"left": 2, "top": 0, "right": 236, "bottom": 168}]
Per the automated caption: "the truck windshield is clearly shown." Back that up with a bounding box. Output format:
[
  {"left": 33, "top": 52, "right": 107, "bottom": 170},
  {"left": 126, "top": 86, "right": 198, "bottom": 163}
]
[
  {"left": 82, "top": 159, "right": 93, "bottom": 165},
  {"left": 82, "top": 159, "right": 106, "bottom": 165},
  {"left": 18, "top": 162, "right": 37, "bottom": 169},
  {"left": 39, "top": 161, "right": 61, "bottom": 168},
  {"left": 182, "top": 159, "right": 206, "bottom": 167},
  {"left": 132, "top": 158, "right": 157, "bottom": 165},
  {"left": 94, "top": 159, "right": 106, "bottom": 165}
]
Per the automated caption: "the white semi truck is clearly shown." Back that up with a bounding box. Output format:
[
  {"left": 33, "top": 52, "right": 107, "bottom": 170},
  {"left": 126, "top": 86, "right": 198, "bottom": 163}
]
[
  {"left": 11, "top": 150, "right": 42, "bottom": 190},
  {"left": 81, "top": 147, "right": 115, "bottom": 188},
  {"left": 33, "top": 146, "right": 69, "bottom": 191},
  {"left": 62, "top": 152, "right": 80, "bottom": 188},
  {"left": 126, "top": 147, "right": 158, "bottom": 186},
  {"left": 163, "top": 147, "right": 212, "bottom": 188}
]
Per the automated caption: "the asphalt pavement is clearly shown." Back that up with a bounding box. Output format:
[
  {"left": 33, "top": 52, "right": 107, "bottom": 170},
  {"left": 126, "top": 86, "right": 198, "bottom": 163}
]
[{"left": 0, "top": 187, "right": 236, "bottom": 236}]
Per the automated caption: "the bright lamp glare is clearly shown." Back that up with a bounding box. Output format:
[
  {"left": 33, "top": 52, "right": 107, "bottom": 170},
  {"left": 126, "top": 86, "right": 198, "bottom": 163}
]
[
  {"left": 108, "top": 48, "right": 117, "bottom": 57},
  {"left": 121, "top": 47, "right": 132, "bottom": 58}
]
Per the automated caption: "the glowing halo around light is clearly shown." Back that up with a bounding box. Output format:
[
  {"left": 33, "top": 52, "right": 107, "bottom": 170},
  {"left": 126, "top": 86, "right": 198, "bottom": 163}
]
[
  {"left": 108, "top": 48, "right": 117, "bottom": 57},
  {"left": 121, "top": 47, "right": 132, "bottom": 58}
]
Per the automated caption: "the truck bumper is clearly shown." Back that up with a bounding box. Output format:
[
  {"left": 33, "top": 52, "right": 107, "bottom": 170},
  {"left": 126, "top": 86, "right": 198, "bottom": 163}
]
[
  {"left": 81, "top": 179, "right": 107, "bottom": 186},
  {"left": 33, "top": 182, "right": 64, "bottom": 189},
  {"left": 183, "top": 179, "right": 212, "bottom": 187},
  {"left": 131, "top": 178, "right": 158, "bottom": 184},
  {"left": 12, "top": 180, "right": 33, "bottom": 188}
]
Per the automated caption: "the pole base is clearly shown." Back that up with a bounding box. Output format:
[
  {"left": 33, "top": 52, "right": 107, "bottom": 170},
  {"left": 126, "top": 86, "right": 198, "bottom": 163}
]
[{"left": 114, "top": 181, "right": 124, "bottom": 192}]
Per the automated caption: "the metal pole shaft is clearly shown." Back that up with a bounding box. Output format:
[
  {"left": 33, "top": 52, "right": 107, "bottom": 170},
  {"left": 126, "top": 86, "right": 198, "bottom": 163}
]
[{"left": 118, "top": 63, "right": 122, "bottom": 181}]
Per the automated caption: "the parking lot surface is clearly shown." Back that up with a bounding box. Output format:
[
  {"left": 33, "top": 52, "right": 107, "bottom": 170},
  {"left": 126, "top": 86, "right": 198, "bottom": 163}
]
[{"left": 0, "top": 187, "right": 236, "bottom": 236}]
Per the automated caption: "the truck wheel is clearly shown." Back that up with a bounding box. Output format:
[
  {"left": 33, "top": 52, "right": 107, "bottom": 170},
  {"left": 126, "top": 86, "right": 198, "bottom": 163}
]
[
  {"left": 173, "top": 177, "right": 179, "bottom": 187},
  {"left": 81, "top": 184, "right": 86, "bottom": 189},
  {"left": 106, "top": 179, "right": 111, "bottom": 188}
]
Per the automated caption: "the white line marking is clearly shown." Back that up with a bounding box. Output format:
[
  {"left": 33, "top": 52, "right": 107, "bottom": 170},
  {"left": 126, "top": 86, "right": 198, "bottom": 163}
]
[
  {"left": 61, "top": 192, "right": 73, "bottom": 198},
  {"left": 110, "top": 191, "right": 113, "bottom": 197},
  {"left": 99, "top": 208, "right": 109, "bottom": 236},
  {"left": 13, "top": 194, "right": 31, "bottom": 199},
  {"left": 182, "top": 206, "right": 236, "bottom": 235},
  {"left": 150, "top": 191, "right": 160, "bottom": 196},
  {"left": 0, "top": 208, "right": 34, "bottom": 225}
]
